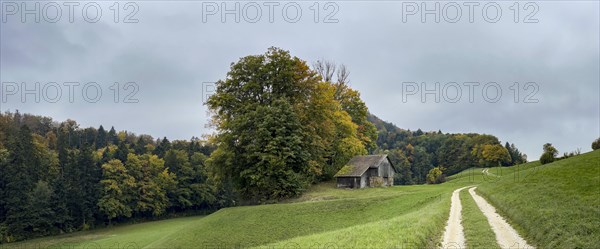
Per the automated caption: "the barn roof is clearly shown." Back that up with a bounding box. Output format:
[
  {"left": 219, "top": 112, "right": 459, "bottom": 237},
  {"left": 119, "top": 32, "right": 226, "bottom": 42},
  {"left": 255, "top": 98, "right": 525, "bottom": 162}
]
[{"left": 334, "top": 154, "right": 394, "bottom": 177}]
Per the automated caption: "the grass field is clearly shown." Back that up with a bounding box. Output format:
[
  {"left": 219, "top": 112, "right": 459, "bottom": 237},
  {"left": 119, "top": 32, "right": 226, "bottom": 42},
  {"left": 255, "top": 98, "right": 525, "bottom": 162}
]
[
  {"left": 2, "top": 150, "right": 598, "bottom": 249},
  {"left": 476, "top": 150, "right": 600, "bottom": 249},
  {"left": 0, "top": 215, "right": 206, "bottom": 249},
  {"left": 157, "top": 184, "right": 460, "bottom": 248}
]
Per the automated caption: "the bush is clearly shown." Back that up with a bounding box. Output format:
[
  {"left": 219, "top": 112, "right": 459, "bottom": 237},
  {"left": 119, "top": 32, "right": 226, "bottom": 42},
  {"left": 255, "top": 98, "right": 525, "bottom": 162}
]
[
  {"left": 592, "top": 138, "right": 600, "bottom": 151},
  {"left": 426, "top": 167, "right": 445, "bottom": 184},
  {"left": 540, "top": 152, "right": 555, "bottom": 165},
  {"left": 369, "top": 177, "right": 385, "bottom": 187}
]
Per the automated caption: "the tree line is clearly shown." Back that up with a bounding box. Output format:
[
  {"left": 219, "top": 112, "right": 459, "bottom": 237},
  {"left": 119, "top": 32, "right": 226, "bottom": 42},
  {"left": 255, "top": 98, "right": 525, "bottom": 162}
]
[
  {"left": 368, "top": 114, "right": 527, "bottom": 184},
  {"left": 0, "top": 111, "right": 228, "bottom": 242}
]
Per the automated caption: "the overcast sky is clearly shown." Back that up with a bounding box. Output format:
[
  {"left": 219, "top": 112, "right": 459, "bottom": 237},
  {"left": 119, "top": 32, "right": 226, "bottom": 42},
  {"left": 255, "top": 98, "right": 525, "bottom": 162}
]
[{"left": 1, "top": 1, "right": 598, "bottom": 159}]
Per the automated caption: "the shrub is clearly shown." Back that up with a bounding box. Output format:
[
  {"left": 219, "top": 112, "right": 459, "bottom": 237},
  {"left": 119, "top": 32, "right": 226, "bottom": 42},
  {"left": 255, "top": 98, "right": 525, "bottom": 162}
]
[
  {"left": 369, "top": 177, "right": 384, "bottom": 187},
  {"left": 426, "top": 167, "right": 445, "bottom": 184},
  {"left": 540, "top": 152, "right": 555, "bottom": 165},
  {"left": 592, "top": 138, "right": 600, "bottom": 151}
]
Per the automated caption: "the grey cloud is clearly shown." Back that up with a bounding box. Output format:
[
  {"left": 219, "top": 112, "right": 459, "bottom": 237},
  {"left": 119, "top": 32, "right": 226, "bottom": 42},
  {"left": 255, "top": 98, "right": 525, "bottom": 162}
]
[{"left": 1, "top": 1, "right": 598, "bottom": 159}]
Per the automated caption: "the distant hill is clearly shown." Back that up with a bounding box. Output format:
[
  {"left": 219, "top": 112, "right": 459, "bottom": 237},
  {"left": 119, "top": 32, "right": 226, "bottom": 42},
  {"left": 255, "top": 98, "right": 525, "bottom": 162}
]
[{"left": 367, "top": 113, "right": 527, "bottom": 183}]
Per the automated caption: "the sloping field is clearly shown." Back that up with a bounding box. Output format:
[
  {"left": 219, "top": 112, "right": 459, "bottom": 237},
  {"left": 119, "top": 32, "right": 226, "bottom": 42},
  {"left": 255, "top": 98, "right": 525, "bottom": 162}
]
[
  {"left": 1, "top": 215, "right": 206, "bottom": 249},
  {"left": 4, "top": 183, "right": 468, "bottom": 249},
  {"left": 156, "top": 184, "right": 461, "bottom": 248},
  {"left": 476, "top": 150, "right": 600, "bottom": 248}
]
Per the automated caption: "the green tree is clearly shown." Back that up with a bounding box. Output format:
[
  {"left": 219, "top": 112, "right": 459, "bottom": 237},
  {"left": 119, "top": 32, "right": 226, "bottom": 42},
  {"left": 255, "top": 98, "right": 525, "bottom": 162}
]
[
  {"left": 388, "top": 149, "right": 412, "bottom": 185},
  {"left": 592, "top": 138, "right": 600, "bottom": 151},
  {"left": 209, "top": 99, "right": 310, "bottom": 202},
  {"left": 98, "top": 159, "right": 136, "bottom": 223},
  {"left": 134, "top": 135, "right": 152, "bottom": 154},
  {"left": 23, "top": 181, "right": 55, "bottom": 237},
  {"left": 126, "top": 154, "right": 170, "bottom": 216},
  {"left": 0, "top": 148, "right": 9, "bottom": 224},
  {"left": 71, "top": 145, "right": 100, "bottom": 228},
  {"left": 189, "top": 152, "right": 216, "bottom": 208},
  {"left": 96, "top": 125, "right": 107, "bottom": 149},
  {"left": 3, "top": 126, "right": 39, "bottom": 240},
  {"left": 206, "top": 48, "right": 368, "bottom": 200},
  {"left": 504, "top": 142, "right": 527, "bottom": 166},
  {"left": 107, "top": 126, "right": 118, "bottom": 145},
  {"left": 410, "top": 145, "right": 432, "bottom": 184},
  {"left": 164, "top": 149, "right": 195, "bottom": 209},
  {"left": 480, "top": 144, "right": 511, "bottom": 167},
  {"left": 540, "top": 143, "right": 558, "bottom": 165},
  {"left": 437, "top": 135, "right": 473, "bottom": 175},
  {"left": 114, "top": 141, "right": 129, "bottom": 163},
  {"left": 153, "top": 137, "right": 171, "bottom": 158}
]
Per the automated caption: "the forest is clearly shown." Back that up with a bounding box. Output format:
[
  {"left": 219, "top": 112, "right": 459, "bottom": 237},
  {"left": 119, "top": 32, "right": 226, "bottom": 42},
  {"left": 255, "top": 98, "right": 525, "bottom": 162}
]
[
  {"left": 0, "top": 111, "right": 229, "bottom": 242},
  {"left": 0, "top": 48, "right": 526, "bottom": 242},
  {"left": 369, "top": 114, "right": 527, "bottom": 184}
]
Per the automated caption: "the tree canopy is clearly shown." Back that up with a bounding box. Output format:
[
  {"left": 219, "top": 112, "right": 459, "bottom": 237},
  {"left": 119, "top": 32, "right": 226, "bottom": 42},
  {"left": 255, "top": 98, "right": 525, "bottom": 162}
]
[{"left": 206, "top": 48, "right": 371, "bottom": 202}]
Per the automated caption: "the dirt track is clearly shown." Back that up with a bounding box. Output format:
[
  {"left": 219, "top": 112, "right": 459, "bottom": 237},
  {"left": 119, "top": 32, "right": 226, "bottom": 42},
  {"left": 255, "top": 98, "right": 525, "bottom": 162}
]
[
  {"left": 440, "top": 186, "right": 470, "bottom": 249},
  {"left": 468, "top": 187, "right": 534, "bottom": 249}
]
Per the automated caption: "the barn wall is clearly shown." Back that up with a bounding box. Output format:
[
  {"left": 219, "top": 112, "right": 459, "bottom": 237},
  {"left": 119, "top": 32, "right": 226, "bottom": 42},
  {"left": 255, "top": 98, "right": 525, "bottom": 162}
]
[
  {"left": 337, "top": 177, "right": 359, "bottom": 188},
  {"left": 337, "top": 156, "right": 396, "bottom": 188},
  {"left": 360, "top": 174, "right": 367, "bottom": 188},
  {"left": 380, "top": 160, "right": 392, "bottom": 177},
  {"left": 367, "top": 168, "right": 378, "bottom": 177}
]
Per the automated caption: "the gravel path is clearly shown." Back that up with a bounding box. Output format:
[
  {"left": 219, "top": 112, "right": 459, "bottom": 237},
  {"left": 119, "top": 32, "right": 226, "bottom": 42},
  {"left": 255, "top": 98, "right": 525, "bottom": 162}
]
[
  {"left": 468, "top": 187, "right": 534, "bottom": 249},
  {"left": 482, "top": 168, "right": 499, "bottom": 177},
  {"left": 440, "top": 186, "right": 471, "bottom": 249}
]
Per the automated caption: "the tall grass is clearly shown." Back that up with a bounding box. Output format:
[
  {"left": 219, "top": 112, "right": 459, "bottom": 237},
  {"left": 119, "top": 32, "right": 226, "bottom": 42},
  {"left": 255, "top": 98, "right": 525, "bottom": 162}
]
[{"left": 477, "top": 150, "right": 600, "bottom": 248}]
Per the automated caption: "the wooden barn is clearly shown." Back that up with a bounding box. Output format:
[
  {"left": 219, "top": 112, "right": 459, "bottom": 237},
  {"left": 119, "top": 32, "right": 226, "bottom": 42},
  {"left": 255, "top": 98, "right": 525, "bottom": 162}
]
[{"left": 334, "top": 154, "right": 396, "bottom": 188}]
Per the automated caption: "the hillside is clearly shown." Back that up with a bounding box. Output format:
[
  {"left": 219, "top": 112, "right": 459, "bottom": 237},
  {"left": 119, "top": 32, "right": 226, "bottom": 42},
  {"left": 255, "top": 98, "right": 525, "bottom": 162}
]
[
  {"left": 476, "top": 150, "right": 600, "bottom": 248},
  {"left": 3, "top": 183, "right": 463, "bottom": 248},
  {"left": 367, "top": 113, "right": 527, "bottom": 182}
]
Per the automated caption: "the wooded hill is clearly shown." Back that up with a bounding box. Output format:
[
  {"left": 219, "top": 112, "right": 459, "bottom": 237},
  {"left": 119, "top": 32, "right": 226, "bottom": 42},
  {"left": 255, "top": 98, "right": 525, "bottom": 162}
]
[{"left": 368, "top": 114, "right": 527, "bottom": 184}]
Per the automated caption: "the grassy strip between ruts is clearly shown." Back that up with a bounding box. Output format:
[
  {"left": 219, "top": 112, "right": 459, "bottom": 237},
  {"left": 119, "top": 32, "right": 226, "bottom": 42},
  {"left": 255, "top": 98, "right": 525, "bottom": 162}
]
[{"left": 460, "top": 187, "right": 500, "bottom": 249}]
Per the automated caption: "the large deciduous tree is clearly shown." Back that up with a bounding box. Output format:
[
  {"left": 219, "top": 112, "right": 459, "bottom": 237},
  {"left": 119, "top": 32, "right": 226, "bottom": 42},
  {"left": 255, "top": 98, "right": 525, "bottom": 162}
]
[{"left": 206, "top": 48, "right": 370, "bottom": 201}]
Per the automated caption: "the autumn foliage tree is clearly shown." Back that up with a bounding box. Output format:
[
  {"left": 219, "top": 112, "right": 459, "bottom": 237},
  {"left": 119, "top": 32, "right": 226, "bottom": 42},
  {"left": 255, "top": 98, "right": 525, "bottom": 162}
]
[
  {"left": 98, "top": 159, "right": 136, "bottom": 223},
  {"left": 207, "top": 48, "right": 371, "bottom": 201}
]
